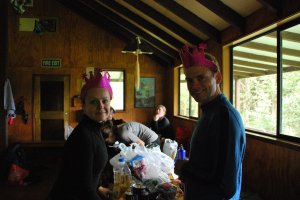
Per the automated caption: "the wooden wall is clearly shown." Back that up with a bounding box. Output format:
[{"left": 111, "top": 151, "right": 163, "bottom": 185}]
[
  {"left": 243, "top": 136, "right": 300, "bottom": 200},
  {"left": 4, "top": 0, "right": 300, "bottom": 199},
  {"left": 6, "top": 0, "right": 168, "bottom": 143}
]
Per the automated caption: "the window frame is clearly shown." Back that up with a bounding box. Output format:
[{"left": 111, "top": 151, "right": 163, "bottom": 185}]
[
  {"left": 230, "top": 17, "right": 300, "bottom": 143},
  {"left": 177, "top": 67, "right": 199, "bottom": 119},
  {"left": 105, "top": 69, "right": 126, "bottom": 112}
]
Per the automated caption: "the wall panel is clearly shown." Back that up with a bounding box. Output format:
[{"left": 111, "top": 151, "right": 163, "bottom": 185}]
[{"left": 7, "top": 0, "right": 166, "bottom": 143}]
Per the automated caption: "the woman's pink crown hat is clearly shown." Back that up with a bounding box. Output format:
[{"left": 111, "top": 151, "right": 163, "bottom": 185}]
[{"left": 80, "top": 69, "right": 113, "bottom": 102}]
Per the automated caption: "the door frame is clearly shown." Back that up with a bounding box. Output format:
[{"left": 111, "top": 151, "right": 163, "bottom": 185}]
[{"left": 33, "top": 75, "right": 70, "bottom": 142}]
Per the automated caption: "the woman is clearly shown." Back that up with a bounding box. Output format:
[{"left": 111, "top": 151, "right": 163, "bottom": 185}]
[
  {"left": 149, "top": 105, "right": 174, "bottom": 140},
  {"left": 50, "top": 70, "right": 113, "bottom": 200},
  {"left": 102, "top": 122, "right": 160, "bottom": 146}
]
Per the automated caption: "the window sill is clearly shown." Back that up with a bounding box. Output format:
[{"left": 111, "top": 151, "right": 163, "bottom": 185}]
[
  {"left": 173, "top": 115, "right": 198, "bottom": 123},
  {"left": 246, "top": 132, "right": 300, "bottom": 151}
]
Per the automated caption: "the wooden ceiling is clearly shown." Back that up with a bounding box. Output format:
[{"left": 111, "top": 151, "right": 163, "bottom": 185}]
[{"left": 55, "top": 0, "right": 300, "bottom": 77}]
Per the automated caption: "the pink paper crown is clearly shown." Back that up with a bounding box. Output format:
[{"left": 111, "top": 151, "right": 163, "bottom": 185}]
[
  {"left": 80, "top": 69, "right": 113, "bottom": 102},
  {"left": 179, "top": 43, "right": 218, "bottom": 72}
]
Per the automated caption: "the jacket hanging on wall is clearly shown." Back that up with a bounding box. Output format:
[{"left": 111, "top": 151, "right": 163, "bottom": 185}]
[{"left": 4, "top": 78, "right": 16, "bottom": 125}]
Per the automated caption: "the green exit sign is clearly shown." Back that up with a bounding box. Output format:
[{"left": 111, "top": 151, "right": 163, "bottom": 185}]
[{"left": 41, "top": 59, "right": 61, "bottom": 68}]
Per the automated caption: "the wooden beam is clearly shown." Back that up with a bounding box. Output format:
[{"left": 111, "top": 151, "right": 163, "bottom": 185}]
[
  {"left": 122, "top": 0, "right": 202, "bottom": 45},
  {"left": 0, "top": 0, "right": 8, "bottom": 150},
  {"left": 97, "top": 0, "right": 182, "bottom": 50},
  {"left": 257, "top": 0, "right": 281, "bottom": 14},
  {"left": 268, "top": 31, "right": 300, "bottom": 43},
  {"left": 154, "top": 0, "right": 221, "bottom": 43},
  {"left": 57, "top": 0, "right": 175, "bottom": 66},
  {"left": 233, "top": 59, "right": 277, "bottom": 71},
  {"left": 233, "top": 51, "right": 300, "bottom": 68},
  {"left": 242, "top": 42, "right": 300, "bottom": 57},
  {"left": 196, "top": 0, "right": 245, "bottom": 30},
  {"left": 234, "top": 66, "right": 268, "bottom": 75}
]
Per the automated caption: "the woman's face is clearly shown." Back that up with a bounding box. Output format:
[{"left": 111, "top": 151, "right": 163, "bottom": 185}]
[
  {"left": 83, "top": 88, "right": 111, "bottom": 122},
  {"left": 156, "top": 106, "right": 165, "bottom": 117}
]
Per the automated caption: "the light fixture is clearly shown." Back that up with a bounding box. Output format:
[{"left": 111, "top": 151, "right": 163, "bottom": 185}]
[{"left": 122, "top": 36, "right": 153, "bottom": 90}]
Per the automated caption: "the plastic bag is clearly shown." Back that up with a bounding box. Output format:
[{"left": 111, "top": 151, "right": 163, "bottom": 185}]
[
  {"left": 7, "top": 163, "right": 29, "bottom": 186},
  {"left": 110, "top": 142, "right": 174, "bottom": 183},
  {"left": 64, "top": 124, "right": 74, "bottom": 140},
  {"left": 163, "top": 139, "right": 178, "bottom": 160}
]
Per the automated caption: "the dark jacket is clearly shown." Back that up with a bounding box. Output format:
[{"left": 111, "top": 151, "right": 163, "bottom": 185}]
[
  {"left": 50, "top": 115, "right": 108, "bottom": 200},
  {"left": 149, "top": 116, "right": 174, "bottom": 140}
]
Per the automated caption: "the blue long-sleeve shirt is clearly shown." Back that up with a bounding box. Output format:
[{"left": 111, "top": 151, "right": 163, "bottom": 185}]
[{"left": 181, "top": 94, "right": 246, "bottom": 200}]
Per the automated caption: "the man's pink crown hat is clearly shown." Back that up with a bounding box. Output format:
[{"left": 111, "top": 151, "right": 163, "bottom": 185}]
[
  {"left": 80, "top": 69, "right": 113, "bottom": 102},
  {"left": 179, "top": 43, "right": 218, "bottom": 72}
]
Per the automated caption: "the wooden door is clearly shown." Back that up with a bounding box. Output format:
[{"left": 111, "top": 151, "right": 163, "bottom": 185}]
[{"left": 33, "top": 75, "right": 70, "bottom": 142}]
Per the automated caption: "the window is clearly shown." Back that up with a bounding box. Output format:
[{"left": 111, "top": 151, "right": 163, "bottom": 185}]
[
  {"left": 232, "top": 19, "right": 300, "bottom": 141},
  {"left": 178, "top": 67, "right": 198, "bottom": 118},
  {"left": 106, "top": 70, "right": 125, "bottom": 111}
]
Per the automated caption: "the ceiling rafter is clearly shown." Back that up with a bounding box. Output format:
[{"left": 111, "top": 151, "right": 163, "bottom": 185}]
[
  {"left": 56, "top": 0, "right": 176, "bottom": 66},
  {"left": 257, "top": 0, "right": 281, "bottom": 14},
  {"left": 233, "top": 51, "right": 300, "bottom": 67},
  {"left": 234, "top": 66, "right": 268, "bottom": 75},
  {"left": 97, "top": 0, "right": 182, "bottom": 50},
  {"left": 122, "top": 0, "right": 202, "bottom": 46},
  {"left": 268, "top": 31, "right": 300, "bottom": 43},
  {"left": 242, "top": 42, "right": 300, "bottom": 57},
  {"left": 154, "top": 0, "right": 221, "bottom": 43},
  {"left": 233, "top": 59, "right": 277, "bottom": 71},
  {"left": 196, "top": 0, "right": 245, "bottom": 31},
  {"left": 80, "top": 0, "right": 179, "bottom": 58}
]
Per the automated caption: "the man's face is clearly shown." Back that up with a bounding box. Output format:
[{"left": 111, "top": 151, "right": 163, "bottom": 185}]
[
  {"left": 184, "top": 66, "right": 221, "bottom": 104},
  {"left": 83, "top": 88, "right": 111, "bottom": 122}
]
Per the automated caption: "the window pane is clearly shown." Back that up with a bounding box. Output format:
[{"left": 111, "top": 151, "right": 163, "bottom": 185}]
[
  {"left": 179, "top": 67, "right": 199, "bottom": 118},
  {"left": 107, "top": 70, "right": 124, "bottom": 111},
  {"left": 232, "top": 31, "right": 277, "bottom": 134},
  {"left": 281, "top": 24, "right": 300, "bottom": 138},
  {"left": 190, "top": 98, "right": 198, "bottom": 118},
  {"left": 179, "top": 68, "right": 189, "bottom": 116}
]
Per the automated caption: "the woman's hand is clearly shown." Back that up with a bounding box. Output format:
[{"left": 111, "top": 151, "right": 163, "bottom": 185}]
[
  {"left": 98, "top": 186, "right": 113, "bottom": 199},
  {"left": 136, "top": 138, "right": 145, "bottom": 146},
  {"left": 153, "top": 114, "right": 160, "bottom": 121}
]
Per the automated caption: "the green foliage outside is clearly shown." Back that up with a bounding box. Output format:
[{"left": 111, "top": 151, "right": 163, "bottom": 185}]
[{"left": 236, "top": 71, "right": 300, "bottom": 138}]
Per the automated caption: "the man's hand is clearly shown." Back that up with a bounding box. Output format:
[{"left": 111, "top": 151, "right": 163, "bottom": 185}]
[
  {"left": 175, "top": 159, "right": 188, "bottom": 181},
  {"left": 98, "top": 186, "right": 113, "bottom": 199}
]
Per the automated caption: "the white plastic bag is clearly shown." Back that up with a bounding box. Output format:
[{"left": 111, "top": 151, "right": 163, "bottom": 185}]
[
  {"left": 64, "top": 124, "right": 74, "bottom": 140},
  {"left": 109, "top": 142, "right": 174, "bottom": 183},
  {"left": 163, "top": 139, "right": 178, "bottom": 160}
]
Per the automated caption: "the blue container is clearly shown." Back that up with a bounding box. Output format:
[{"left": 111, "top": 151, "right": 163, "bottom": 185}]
[{"left": 177, "top": 145, "right": 186, "bottom": 160}]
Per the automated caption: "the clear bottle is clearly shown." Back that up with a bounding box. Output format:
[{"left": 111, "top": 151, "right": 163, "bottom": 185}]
[{"left": 113, "top": 155, "right": 132, "bottom": 198}]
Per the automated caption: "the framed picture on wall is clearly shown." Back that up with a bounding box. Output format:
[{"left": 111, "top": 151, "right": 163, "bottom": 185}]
[{"left": 135, "top": 77, "right": 155, "bottom": 108}]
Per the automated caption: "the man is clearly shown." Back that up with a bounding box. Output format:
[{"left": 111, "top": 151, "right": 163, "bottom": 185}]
[{"left": 175, "top": 44, "right": 246, "bottom": 200}]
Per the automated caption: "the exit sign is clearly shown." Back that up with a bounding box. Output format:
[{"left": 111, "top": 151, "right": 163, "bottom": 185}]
[{"left": 41, "top": 59, "right": 61, "bottom": 68}]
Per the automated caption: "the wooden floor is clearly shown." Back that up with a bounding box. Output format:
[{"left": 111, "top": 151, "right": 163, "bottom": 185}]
[
  {"left": 0, "top": 160, "right": 60, "bottom": 200},
  {"left": 0, "top": 144, "right": 62, "bottom": 200}
]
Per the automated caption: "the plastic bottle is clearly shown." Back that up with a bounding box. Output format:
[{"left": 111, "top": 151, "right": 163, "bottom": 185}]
[{"left": 113, "top": 155, "right": 132, "bottom": 198}]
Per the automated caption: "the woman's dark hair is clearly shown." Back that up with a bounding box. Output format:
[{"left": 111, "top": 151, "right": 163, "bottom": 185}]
[{"left": 100, "top": 122, "right": 118, "bottom": 139}]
